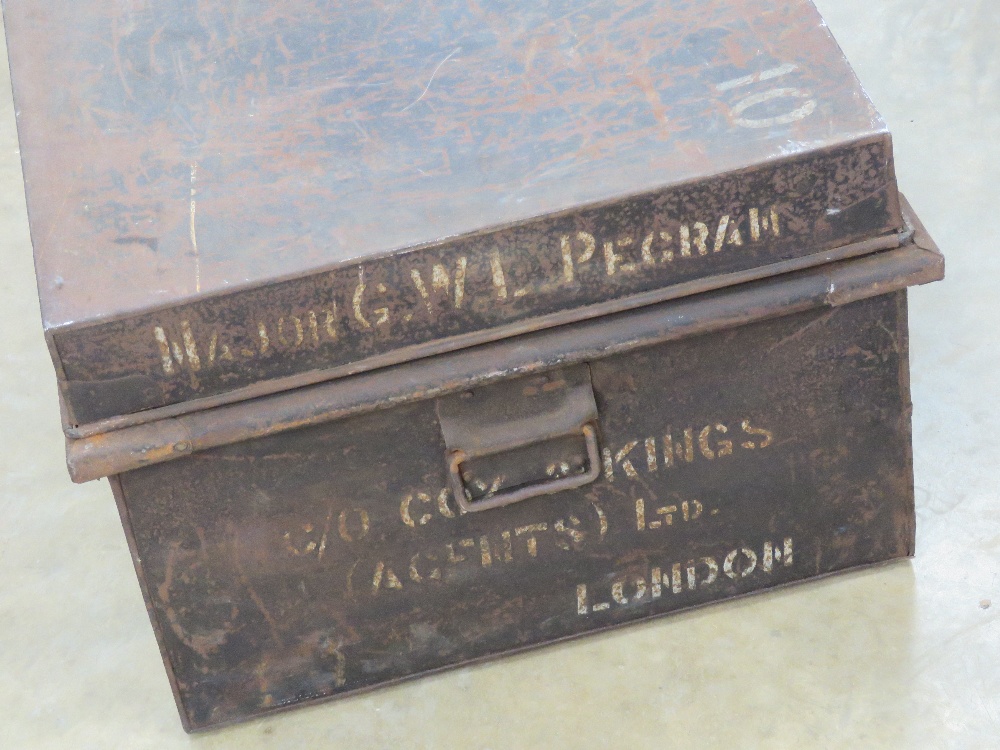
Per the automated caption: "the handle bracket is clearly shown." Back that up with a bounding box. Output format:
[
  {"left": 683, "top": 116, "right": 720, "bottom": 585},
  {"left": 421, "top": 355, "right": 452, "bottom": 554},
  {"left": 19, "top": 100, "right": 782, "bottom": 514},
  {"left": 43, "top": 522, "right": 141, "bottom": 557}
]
[{"left": 436, "top": 365, "right": 601, "bottom": 513}]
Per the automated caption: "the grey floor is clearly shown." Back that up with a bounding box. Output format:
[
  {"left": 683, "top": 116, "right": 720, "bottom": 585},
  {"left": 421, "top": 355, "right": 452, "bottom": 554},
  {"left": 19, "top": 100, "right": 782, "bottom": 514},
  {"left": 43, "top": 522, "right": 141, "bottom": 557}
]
[{"left": 1, "top": 1, "right": 997, "bottom": 747}]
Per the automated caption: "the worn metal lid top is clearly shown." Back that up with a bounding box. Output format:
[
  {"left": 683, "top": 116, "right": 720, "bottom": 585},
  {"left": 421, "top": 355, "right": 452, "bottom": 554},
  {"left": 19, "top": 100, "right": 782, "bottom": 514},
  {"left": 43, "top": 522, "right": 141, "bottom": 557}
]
[{"left": 7, "top": 0, "right": 885, "bottom": 331}]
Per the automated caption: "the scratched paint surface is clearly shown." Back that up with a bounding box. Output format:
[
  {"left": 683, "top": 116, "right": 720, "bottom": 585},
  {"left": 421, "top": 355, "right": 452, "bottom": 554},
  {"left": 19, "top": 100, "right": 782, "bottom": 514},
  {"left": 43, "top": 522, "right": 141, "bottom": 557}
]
[
  {"left": 116, "top": 291, "right": 914, "bottom": 730},
  {"left": 54, "top": 137, "right": 899, "bottom": 425},
  {"left": 5, "top": 0, "right": 888, "bottom": 329}
]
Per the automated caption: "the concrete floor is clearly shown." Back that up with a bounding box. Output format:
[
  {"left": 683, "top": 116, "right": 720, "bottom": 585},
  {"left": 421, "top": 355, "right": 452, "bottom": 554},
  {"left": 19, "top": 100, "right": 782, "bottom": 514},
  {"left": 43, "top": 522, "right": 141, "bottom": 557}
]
[{"left": 0, "top": 1, "right": 997, "bottom": 747}]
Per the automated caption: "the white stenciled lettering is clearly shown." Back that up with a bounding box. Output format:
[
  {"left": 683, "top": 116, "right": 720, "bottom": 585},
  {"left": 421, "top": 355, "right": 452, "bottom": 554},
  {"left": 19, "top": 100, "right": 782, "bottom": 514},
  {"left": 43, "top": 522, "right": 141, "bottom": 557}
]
[
  {"left": 731, "top": 88, "right": 817, "bottom": 129},
  {"left": 635, "top": 498, "right": 705, "bottom": 531},
  {"left": 605, "top": 418, "right": 775, "bottom": 483},
  {"left": 362, "top": 500, "right": 610, "bottom": 597},
  {"left": 490, "top": 251, "right": 508, "bottom": 300},
  {"left": 717, "top": 63, "right": 818, "bottom": 129},
  {"left": 151, "top": 202, "right": 790, "bottom": 381},
  {"left": 576, "top": 538, "right": 793, "bottom": 615}
]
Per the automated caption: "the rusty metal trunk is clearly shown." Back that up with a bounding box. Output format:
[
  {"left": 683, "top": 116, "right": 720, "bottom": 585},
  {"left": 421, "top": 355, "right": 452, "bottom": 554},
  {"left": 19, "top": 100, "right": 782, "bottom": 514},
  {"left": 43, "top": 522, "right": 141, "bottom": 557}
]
[
  {"left": 4, "top": 0, "right": 944, "bottom": 732},
  {"left": 100, "top": 206, "right": 940, "bottom": 730}
]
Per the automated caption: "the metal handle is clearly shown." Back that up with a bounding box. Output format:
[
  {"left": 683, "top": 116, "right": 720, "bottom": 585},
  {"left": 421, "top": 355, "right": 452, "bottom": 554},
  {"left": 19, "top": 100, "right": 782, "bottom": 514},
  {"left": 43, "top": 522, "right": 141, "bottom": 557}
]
[{"left": 447, "top": 423, "right": 601, "bottom": 513}]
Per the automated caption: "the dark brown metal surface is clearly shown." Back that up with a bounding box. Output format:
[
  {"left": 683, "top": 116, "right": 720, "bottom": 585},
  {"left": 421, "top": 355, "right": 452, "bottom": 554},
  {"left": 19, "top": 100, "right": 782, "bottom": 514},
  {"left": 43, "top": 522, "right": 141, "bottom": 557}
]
[
  {"left": 113, "top": 289, "right": 916, "bottom": 731},
  {"left": 65, "top": 200, "right": 943, "bottom": 483},
  {"left": 53, "top": 140, "right": 899, "bottom": 427},
  {"left": 65, "top": 227, "right": 906, "bottom": 439},
  {"left": 3, "top": 0, "right": 903, "bottom": 428}
]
